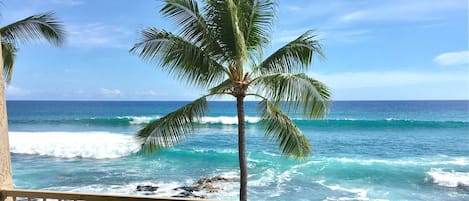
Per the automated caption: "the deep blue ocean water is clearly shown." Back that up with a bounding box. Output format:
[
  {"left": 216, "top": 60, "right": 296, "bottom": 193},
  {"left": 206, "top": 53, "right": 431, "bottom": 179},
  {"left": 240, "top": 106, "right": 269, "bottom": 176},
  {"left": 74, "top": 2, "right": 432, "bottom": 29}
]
[{"left": 7, "top": 100, "right": 469, "bottom": 201}]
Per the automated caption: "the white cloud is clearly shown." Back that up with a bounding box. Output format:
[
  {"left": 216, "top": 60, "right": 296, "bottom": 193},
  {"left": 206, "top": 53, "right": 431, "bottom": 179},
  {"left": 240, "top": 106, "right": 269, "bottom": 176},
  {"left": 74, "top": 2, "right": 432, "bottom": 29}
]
[
  {"left": 277, "top": 0, "right": 465, "bottom": 25},
  {"left": 433, "top": 50, "right": 469, "bottom": 66},
  {"left": 6, "top": 86, "right": 31, "bottom": 96},
  {"left": 272, "top": 28, "right": 370, "bottom": 45},
  {"left": 100, "top": 88, "right": 122, "bottom": 96},
  {"left": 273, "top": 0, "right": 465, "bottom": 47},
  {"left": 337, "top": 0, "right": 465, "bottom": 23},
  {"left": 310, "top": 71, "right": 468, "bottom": 89},
  {"left": 67, "top": 23, "right": 133, "bottom": 48},
  {"left": 339, "top": 11, "right": 368, "bottom": 22}
]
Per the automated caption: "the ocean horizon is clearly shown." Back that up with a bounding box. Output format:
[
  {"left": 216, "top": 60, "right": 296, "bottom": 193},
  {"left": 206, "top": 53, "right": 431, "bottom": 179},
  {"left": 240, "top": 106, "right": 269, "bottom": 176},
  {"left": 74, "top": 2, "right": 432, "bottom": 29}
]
[{"left": 7, "top": 100, "right": 469, "bottom": 201}]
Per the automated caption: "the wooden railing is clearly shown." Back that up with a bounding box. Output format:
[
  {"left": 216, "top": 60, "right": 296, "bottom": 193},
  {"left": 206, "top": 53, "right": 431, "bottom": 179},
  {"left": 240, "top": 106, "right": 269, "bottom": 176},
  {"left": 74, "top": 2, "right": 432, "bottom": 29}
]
[{"left": 0, "top": 189, "right": 223, "bottom": 201}]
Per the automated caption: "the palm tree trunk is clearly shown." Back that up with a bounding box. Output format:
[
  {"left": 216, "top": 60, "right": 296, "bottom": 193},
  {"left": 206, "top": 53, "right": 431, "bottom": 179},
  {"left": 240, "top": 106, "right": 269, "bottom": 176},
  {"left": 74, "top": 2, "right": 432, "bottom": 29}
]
[
  {"left": 0, "top": 39, "right": 13, "bottom": 199},
  {"left": 236, "top": 96, "right": 247, "bottom": 201}
]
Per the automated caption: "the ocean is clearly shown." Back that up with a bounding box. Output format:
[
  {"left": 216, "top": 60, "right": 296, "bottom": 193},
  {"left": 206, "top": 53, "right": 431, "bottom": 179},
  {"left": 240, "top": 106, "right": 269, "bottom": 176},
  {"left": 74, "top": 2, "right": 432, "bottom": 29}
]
[{"left": 7, "top": 100, "right": 469, "bottom": 201}]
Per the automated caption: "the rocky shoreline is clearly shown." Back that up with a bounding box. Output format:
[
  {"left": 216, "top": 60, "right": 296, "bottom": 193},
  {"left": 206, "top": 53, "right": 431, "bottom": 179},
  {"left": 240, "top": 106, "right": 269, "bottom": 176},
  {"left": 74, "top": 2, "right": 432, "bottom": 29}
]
[{"left": 135, "top": 176, "right": 233, "bottom": 199}]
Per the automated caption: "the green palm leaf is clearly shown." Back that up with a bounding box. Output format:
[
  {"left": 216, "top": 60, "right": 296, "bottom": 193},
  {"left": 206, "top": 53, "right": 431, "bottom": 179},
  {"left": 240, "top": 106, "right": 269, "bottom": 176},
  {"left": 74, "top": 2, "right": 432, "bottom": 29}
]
[
  {"left": 258, "top": 99, "right": 311, "bottom": 158},
  {"left": 1, "top": 42, "right": 17, "bottom": 84},
  {"left": 209, "top": 79, "right": 233, "bottom": 94},
  {"left": 254, "top": 30, "right": 324, "bottom": 74},
  {"left": 137, "top": 96, "right": 208, "bottom": 153},
  {"left": 0, "top": 12, "right": 65, "bottom": 84},
  {"left": 161, "top": 0, "right": 225, "bottom": 58},
  {"left": 205, "top": 0, "right": 247, "bottom": 62},
  {"left": 0, "top": 12, "right": 65, "bottom": 46},
  {"left": 130, "top": 28, "right": 227, "bottom": 87},
  {"left": 252, "top": 73, "right": 330, "bottom": 118},
  {"left": 161, "top": 0, "right": 207, "bottom": 42},
  {"left": 236, "top": 0, "right": 275, "bottom": 53}
]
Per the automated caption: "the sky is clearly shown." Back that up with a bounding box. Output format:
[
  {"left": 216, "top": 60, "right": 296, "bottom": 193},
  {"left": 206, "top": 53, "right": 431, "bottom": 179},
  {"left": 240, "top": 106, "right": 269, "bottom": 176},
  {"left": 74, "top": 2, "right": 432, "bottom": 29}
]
[{"left": 2, "top": 0, "right": 468, "bottom": 100}]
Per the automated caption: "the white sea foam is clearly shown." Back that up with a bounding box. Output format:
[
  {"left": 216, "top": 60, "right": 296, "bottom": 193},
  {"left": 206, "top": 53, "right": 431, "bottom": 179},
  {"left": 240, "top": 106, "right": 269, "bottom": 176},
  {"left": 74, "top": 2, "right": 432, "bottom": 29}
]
[
  {"left": 47, "top": 174, "right": 240, "bottom": 199},
  {"left": 200, "top": 116, "right": 261, "bottom": 124},
  {"left": 314, "top": 180, "right": 389, "bottom": 201},
  {"left": 317, "top": 181, "right": 369, "bottom": 201},
  {"left": 118, "top": 115, "right": 261, "bottom": 125},
  {"left": 277, "top": 161, "right": 313, "bottom": 183},
  {"left": 117, "top": 116, "right": 159, "bottom": 125},
  {"left": 261, "top": 151, "right": 280, "bottom": 157},
  {"left": 193, "top": 148, "right": 237, "bottom": 154},
  {"left": 46, "top": 181, "right": 196, "bottom": 197},
  {"left": 426, "top": 168, "right": 469, "bottom": 188},
  {"left": 331, "top": 157, "right": 469, "bottom": 166},
  {"left": 9, "top": 131, "right": 140, "bottom": 159},
  {"left": 219, "top": 171, "right": 239, "bottom": 180},
  {"left": 251, "top": 161, "right": 315, "bottom": 196},
  {"left": 250, "top": 169, "right": 275, "bottom": 187}
]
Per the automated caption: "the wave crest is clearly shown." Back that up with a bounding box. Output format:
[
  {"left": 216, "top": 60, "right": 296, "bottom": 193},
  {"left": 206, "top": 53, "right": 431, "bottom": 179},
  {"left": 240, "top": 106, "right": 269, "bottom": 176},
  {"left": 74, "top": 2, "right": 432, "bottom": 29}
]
[
  {"left": 117, "top": 116, "right": 261, "bottom": 125},
  {"left": 9, "top": 131, "right": 140, "bottom": 159},
  {"left": 200, "top": 116, "right": 260, "bottom": 125},
  {"left": 117, "top": 116, "right": 160, "bottom": 125},
  {"left": 426, "top": 168, "right": 469, "bottom": 188}
]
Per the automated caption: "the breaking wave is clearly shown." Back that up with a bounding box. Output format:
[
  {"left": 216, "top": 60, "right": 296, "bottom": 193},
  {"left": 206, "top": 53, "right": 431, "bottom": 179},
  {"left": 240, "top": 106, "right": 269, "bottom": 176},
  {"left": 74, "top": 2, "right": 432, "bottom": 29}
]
[
  {"left": 9, "top": 131, "right": 140, "bottom": 159},
  {"left": 426, "top": 168, "right": 469, "bottom": 188}
]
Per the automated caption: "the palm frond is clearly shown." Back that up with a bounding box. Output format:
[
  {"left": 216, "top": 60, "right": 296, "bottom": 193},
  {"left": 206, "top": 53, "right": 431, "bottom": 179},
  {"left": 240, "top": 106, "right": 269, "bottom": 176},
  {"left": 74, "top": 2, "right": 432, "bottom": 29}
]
[
  {"left": 130, "top": 28, "right": 227, "bottom": 87},
  {"left": 161, "top": 0, "right": 206, "bottom": 42},
  {"left": 254, "top": 30, "right": 323, "bottom": 74},
  {"left": 0, "top": 12, "right": 65, "bottom": 46},
  {"left": 2, "top": 42, "right": 17, "bottom": 84},
  {"left": 251, "top": 73, "right": 331, "bottom": 118},
  {"left": 258, "top": 99, "right": 311, "bottom": 158},
  {"left": 209, "top": 79, "right": 233, "bottom": 94},
  {"left": 204, "top": 0, "right": 247, "bottom": 62},
  {"left": 137, "top": 96, "right": 208, "bottom": 154},
  {"left": 236, "top": 0, "right": 275, "bottom": 52},
  {"left": 161, "top": 0, "right": 224, "bottom": 59}
]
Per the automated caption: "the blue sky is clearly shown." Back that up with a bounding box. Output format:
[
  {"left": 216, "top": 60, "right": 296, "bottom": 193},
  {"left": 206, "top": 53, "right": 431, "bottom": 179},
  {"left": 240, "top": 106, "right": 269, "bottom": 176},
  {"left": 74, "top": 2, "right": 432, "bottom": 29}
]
[{"left": 3, "top": 0, "right": 468, "bottom": 100}]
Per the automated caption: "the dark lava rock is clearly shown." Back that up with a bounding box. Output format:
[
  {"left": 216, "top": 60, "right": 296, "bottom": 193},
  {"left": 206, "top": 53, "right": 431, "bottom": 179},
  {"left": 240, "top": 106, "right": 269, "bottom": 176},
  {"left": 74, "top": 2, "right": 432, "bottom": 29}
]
[
  {"left": 193, "top": 176, "right": 230, "bottom": 193},
  {"left": 172, "top": 191, "right": 206, "bottom": 198},
  {"left": 136, "top": 185, "right": 159, "bottom": 192},
  {"left": 171, "top": 176, "right": 232, "bottom": 198},
  {"left": 173, "top": 186, "right": 198, "bottom": 192},
  {"left": 211, "top": 176, "right": 231, "bottom": 182}
]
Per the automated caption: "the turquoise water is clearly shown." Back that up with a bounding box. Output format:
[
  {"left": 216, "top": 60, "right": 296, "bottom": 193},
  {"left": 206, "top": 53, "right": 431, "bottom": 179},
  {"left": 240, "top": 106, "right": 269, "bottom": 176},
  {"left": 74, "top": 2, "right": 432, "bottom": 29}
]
[{"left": 7, "top": 101, "right": 469, "bottom": 200}]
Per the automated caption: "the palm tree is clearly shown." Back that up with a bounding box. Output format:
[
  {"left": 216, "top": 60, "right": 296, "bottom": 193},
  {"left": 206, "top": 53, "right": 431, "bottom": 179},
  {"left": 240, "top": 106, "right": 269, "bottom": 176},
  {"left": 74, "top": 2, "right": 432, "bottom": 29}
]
[
  {"left": 0, "top": 12, "right": 65, "bottom": 190},
  {"left": 130, "top": 0, "right": 330, "bottom": 200}
]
